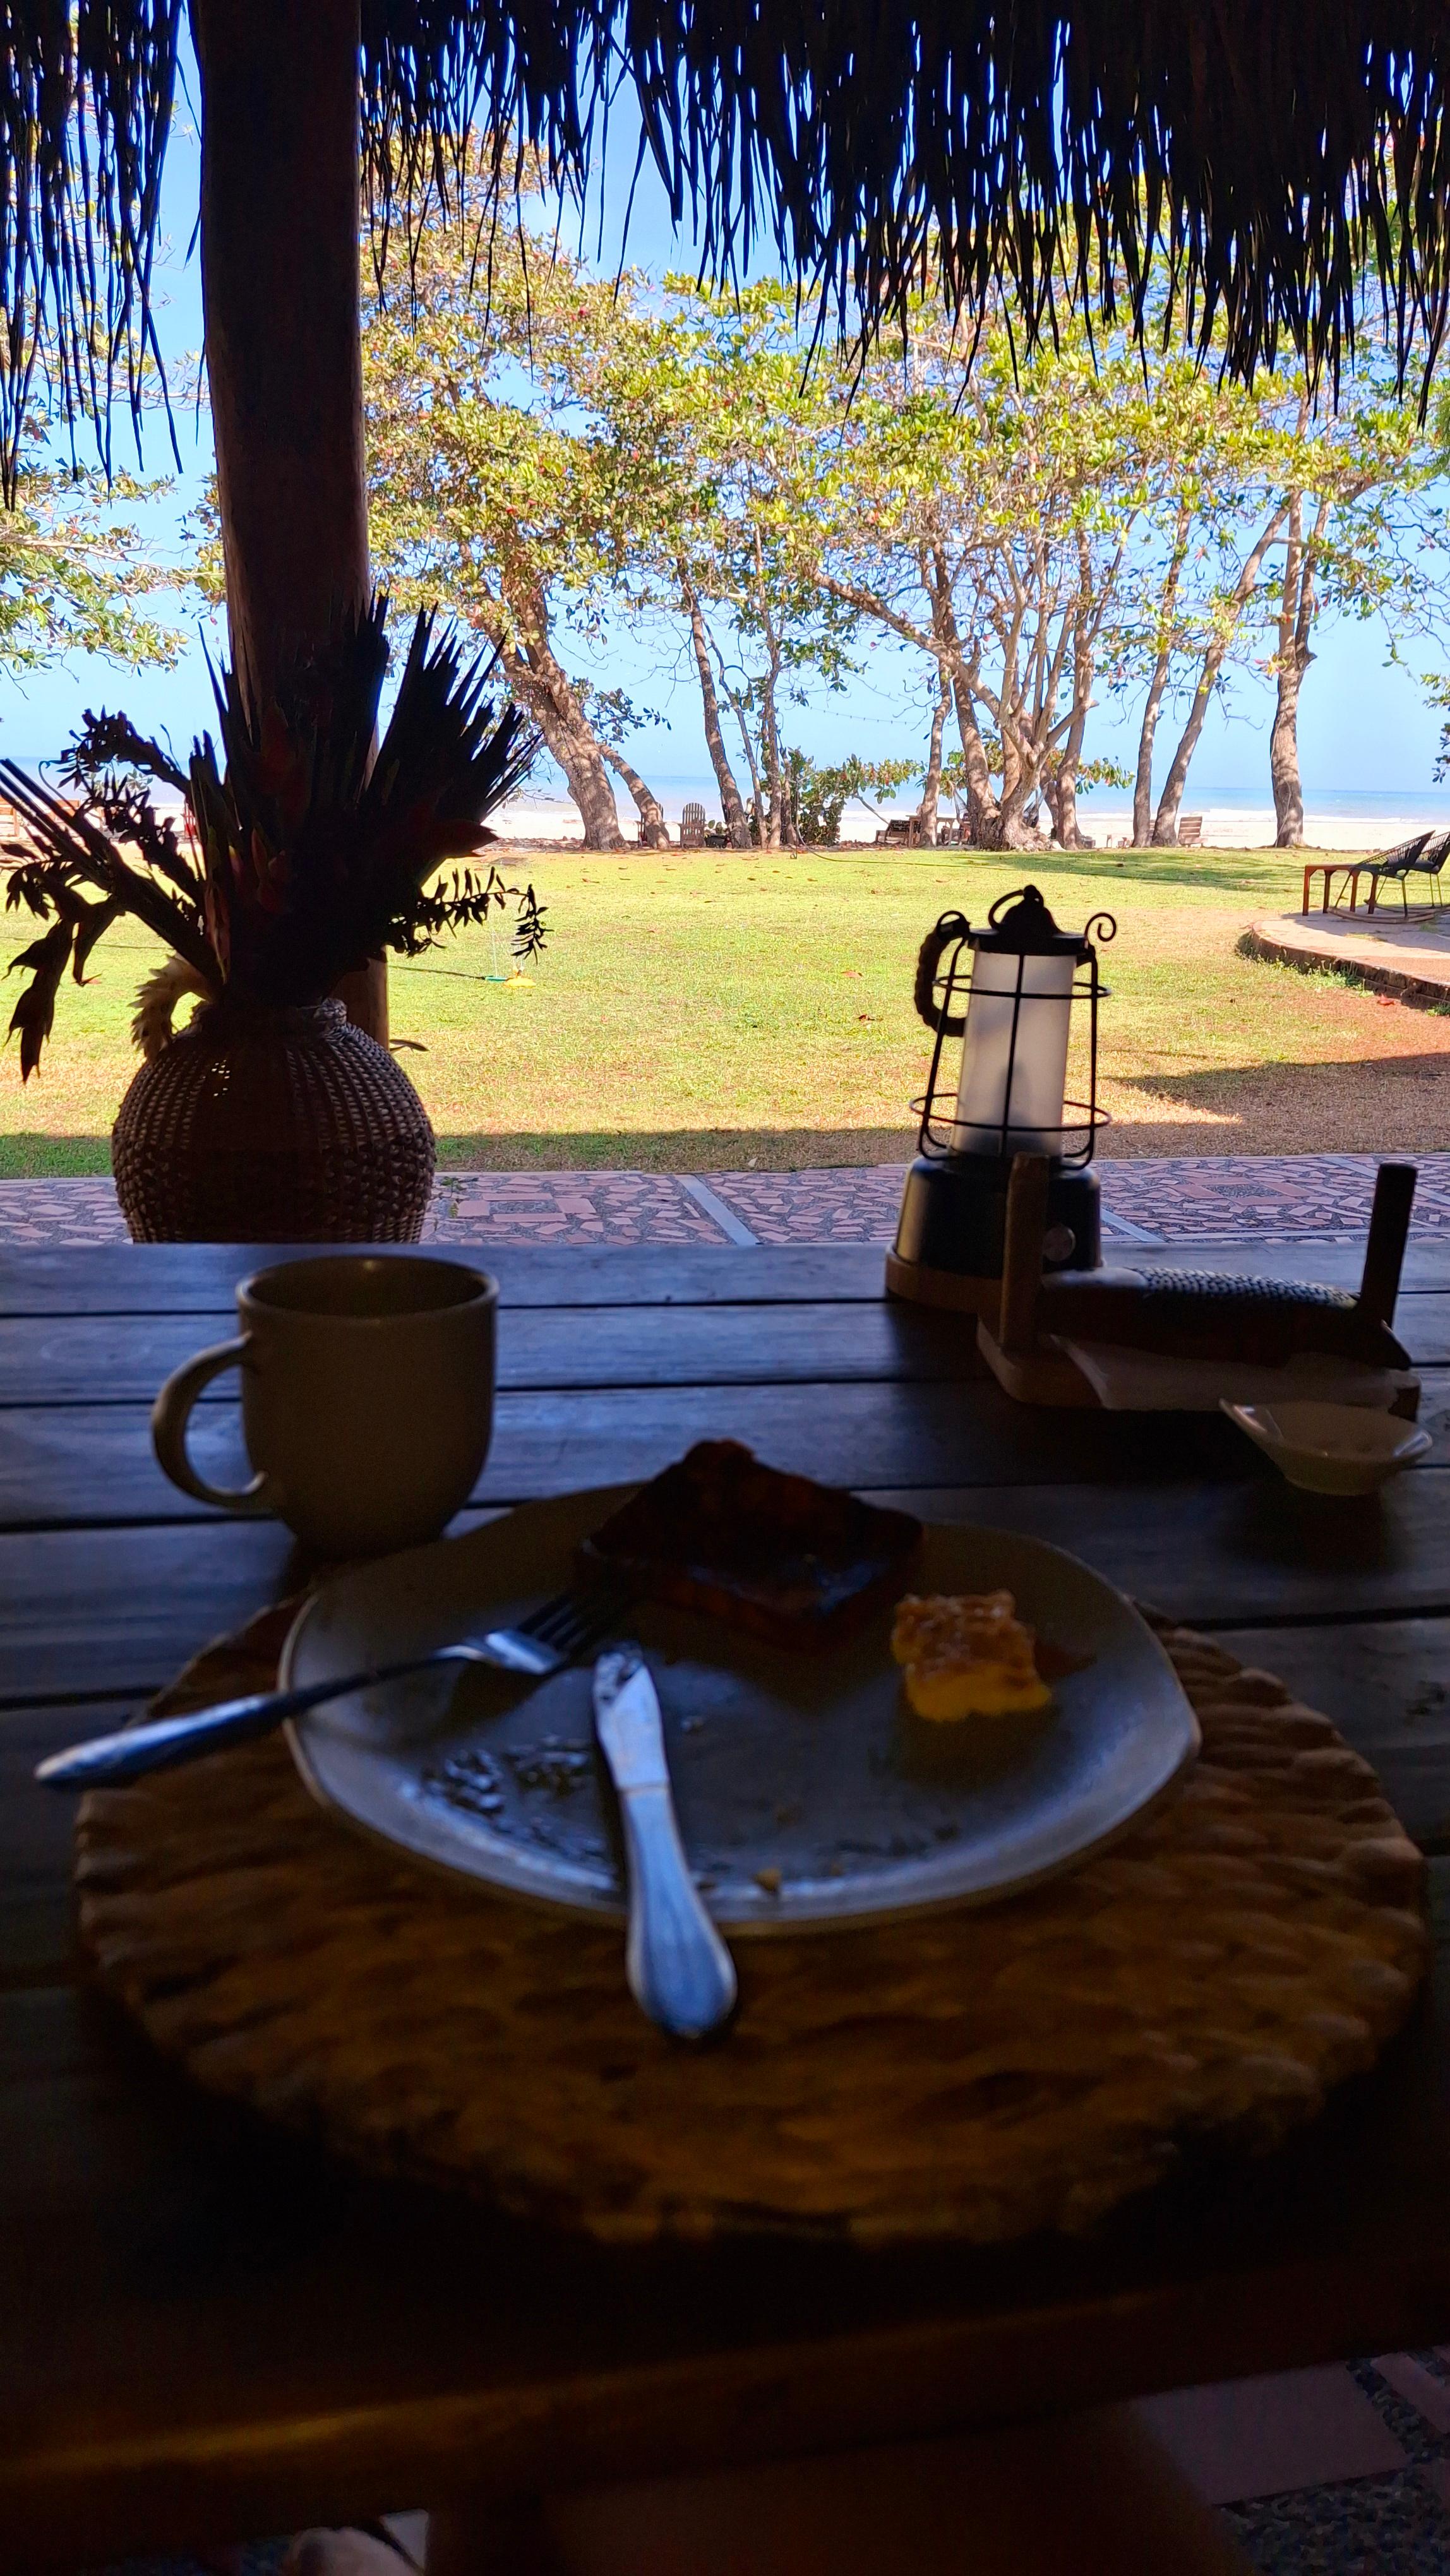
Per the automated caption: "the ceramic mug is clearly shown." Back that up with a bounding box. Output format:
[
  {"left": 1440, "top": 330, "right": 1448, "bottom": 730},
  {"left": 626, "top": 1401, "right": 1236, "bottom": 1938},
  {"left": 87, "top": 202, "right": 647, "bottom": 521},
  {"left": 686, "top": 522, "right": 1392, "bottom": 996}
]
[{"left": 152, "top": 1253, "right": 498, "bottom": 1556}]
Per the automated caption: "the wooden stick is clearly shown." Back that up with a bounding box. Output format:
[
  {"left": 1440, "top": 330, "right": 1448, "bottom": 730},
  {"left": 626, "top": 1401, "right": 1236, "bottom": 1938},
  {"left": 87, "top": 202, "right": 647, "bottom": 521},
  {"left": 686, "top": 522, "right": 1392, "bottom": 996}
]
[
  {"left": 1358, "top": 1162, "right": 1417, "bottom": 1327},
  {"left": 998, "top": 1154, "right": 1050, "bottom": 1355}
]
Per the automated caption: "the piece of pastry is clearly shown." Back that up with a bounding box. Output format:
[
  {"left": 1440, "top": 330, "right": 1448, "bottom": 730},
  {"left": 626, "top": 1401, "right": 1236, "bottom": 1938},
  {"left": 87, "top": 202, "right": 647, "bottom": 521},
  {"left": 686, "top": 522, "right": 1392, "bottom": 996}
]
[
  {"left": 890, "top": 1590, "right": 1052, "bottom": 1722},
  {"left": 579, "top": 1441, "right": 922, "bottom": 1652}
]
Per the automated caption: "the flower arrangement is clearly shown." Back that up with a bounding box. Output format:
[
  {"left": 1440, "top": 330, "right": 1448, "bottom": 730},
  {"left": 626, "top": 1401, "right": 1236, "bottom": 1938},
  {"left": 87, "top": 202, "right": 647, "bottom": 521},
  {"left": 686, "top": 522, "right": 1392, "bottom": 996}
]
[{"left": 2, "top": 593, "right": 543, "bottom": 1076}]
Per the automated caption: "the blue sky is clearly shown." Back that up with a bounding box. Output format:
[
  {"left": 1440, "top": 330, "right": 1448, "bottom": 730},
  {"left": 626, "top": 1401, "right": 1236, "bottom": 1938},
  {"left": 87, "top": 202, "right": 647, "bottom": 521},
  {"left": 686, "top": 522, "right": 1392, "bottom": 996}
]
[{"left": 1, "top": 79, "right": 1446, "bottom": 813}]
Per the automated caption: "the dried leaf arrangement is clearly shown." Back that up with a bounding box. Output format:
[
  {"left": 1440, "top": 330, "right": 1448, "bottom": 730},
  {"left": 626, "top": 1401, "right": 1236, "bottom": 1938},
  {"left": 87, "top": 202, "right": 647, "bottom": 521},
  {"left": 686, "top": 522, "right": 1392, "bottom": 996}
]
[{"left": 1, "top": 593, "right": 544, "bottom": 1076}]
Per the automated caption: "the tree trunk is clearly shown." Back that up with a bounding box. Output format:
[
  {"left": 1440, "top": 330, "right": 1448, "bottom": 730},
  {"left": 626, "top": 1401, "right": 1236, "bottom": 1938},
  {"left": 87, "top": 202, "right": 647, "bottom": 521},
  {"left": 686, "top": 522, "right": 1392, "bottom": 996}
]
[
  {"left": 1133, "top": 651, "right": 1173, "bottom": 848},
  {"left": 1269, "top": 661, "right": 1307, "bottom": 847},
  {"left": 949, "top": 672, "right": 1004, "bottom": 844},
  {"left": 192, "top": 0, "right": 387, "bottom": 1042},
  {"left": 724, "top": 689, "right": 767, "bottom": 844},
  {"left": 1270, "top": 491, "right": 1324, "bottom": 850},
  {"left": 1152, "top": 506, "right": 1289, "bottom": 845},
  {"left": 1133, "top": 509, "right": 1191, "bottom": 847},
  {"left": 680, "top": 566, "right": 750, "bottom": 847},
  {"left": 496, "top": 633, "right": 625, "bottom": 849},
  {"left": 919, "top": 682, "right": 949, "bottom": 845},
  {"left": 1151, "top": 662, "right": 1220, "bottom": 846},
  {"left": 762, "top": 682, "right": 783, "bottom": 849},
  {"left": 995, "top": 767, "right": 1050, "bottom": 850},
  {"left": 602, "top": 746, "right": 670, "bottom": 847},
  {"left": 755, "top": 539, "right": 785, "bottom": 849},
  {"left": 929, "top": 565, "right": 1001, "bottom": 844}
]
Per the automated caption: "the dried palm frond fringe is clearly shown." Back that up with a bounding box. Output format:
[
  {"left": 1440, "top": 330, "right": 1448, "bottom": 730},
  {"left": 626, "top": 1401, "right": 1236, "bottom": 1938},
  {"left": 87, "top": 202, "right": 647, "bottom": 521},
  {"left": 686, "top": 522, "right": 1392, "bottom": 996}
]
[{"left": 4, "top": 0, "right": 1450, "bottom": 501}]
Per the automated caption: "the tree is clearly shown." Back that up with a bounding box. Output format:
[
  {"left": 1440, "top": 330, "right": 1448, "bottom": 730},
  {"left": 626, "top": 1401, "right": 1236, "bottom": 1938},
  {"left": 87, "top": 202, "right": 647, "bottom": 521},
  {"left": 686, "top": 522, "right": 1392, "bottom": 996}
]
[
  {"left": 1259, "top": 381, "right": 1435, "bottom": 847},
  {"left": 778, "top": 750, "right": 916, "bottom": 843},
  {"left": 0, "top": 453, "right": 183, "bottom": 681},
  {"left": 361, "top": 194, "right": 662, "bottom": 850},
  {"left": 794, "top": 307, "right": 1181, "bottom": 849},
  {"left": 559, "top": 278, "right": 864, "bottom": 849}
]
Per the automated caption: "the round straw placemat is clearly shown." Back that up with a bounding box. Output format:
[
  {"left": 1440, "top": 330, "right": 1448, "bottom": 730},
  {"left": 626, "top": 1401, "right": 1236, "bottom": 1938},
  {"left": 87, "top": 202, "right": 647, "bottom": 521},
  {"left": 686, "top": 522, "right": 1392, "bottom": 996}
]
[{"left": 75, "top": 1606, "right": 1429, "bottom": 2246}]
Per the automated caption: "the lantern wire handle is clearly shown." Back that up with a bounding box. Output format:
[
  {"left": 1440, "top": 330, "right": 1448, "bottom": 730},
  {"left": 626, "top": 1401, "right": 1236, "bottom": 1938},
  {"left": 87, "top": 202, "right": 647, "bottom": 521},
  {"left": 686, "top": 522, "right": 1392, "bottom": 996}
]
[
  {"left": 1083, "top": 912, "right": 1118, "bottom": 946},
  {"left": 913, "top": 914, "right": 971, "bottom": 1035}
]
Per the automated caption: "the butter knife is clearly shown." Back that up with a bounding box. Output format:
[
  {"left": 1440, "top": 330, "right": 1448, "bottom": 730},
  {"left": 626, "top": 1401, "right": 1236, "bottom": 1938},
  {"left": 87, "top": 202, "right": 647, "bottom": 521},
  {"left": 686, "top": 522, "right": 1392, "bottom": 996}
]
[{"left": 592, "top": 1648, "right": 737, "bottom": 2041}]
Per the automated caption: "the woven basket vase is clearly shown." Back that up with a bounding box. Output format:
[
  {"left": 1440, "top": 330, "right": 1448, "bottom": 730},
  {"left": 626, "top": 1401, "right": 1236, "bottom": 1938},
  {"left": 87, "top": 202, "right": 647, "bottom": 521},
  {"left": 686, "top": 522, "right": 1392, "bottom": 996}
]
[{"left": 111, "top": 999, "right": 436, "bottom": 1244}]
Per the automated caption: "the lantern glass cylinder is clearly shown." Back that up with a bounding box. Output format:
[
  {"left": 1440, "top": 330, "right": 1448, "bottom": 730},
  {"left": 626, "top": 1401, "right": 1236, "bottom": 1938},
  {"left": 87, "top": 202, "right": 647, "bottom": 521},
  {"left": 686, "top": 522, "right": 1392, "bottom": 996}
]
[{"left": 951, "top": 949, "right": 1074, "bottom": 1157}]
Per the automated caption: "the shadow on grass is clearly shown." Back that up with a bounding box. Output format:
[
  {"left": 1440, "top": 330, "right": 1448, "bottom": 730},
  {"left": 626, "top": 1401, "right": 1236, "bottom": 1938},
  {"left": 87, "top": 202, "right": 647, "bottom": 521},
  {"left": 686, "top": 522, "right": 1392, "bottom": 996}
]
[
  {"left": 0, "top": 1128, "right": 921, "bottom": 1181},
  {"left": 1104, "top": 1056, "right": 1450, "bottom": 1159},
  {"left": 0, "top": 1135, "right": 113, "bottom": 1179},
  {"left": 434, "top": 1128, "right": 918, "bottom": 1173},
  {"left": 1016, "top": 847, "right": 1304, "bottom": 900}
]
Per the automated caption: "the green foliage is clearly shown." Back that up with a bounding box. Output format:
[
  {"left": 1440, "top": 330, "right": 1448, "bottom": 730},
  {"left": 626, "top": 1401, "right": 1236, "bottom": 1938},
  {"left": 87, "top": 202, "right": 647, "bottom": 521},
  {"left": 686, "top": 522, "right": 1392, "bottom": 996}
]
[
  {"left": 2, "top": 599, "right": 541, "bottom": 1076},
  {"left": 360, "top": 187, "right": 1449, "bottom": 840},
  {"left": 0, "top": 455, "right": 183, "bottom": 677},
  {"left": 781, "top": 751, "right": 917, "bottom": 843}
]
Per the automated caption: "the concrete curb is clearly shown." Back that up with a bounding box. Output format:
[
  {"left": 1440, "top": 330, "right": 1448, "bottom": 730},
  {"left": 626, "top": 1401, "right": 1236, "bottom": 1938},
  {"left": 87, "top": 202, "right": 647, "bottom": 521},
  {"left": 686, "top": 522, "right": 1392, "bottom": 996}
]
[{"left": 1239, "top": 921, "right": 1450, "bottom": 1012}]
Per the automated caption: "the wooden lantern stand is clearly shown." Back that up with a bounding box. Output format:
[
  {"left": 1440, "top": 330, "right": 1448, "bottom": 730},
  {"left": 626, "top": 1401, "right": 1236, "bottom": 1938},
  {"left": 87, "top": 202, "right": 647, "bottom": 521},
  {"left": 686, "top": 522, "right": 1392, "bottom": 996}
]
[
  {"left": 976, "top": 1154, "right": 1101, "bottom": 1404},
  {"left": 976, "top": 1154, "right": 1418, "bottom": 1409}
]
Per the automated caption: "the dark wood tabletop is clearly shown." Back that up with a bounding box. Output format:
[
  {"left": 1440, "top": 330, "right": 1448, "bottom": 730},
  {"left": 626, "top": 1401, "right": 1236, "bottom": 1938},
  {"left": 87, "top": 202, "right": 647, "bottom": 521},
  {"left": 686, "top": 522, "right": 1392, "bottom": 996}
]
[{"left": 5, "top": 1234, "right": 1450, "bottom": 2570}]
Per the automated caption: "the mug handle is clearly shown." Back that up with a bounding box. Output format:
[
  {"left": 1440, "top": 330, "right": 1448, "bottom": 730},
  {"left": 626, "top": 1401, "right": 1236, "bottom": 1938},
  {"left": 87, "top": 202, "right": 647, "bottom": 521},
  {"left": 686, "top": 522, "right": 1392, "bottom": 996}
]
[{"left": 152, "top": 1337, "right": 272, "bottom": 1514}]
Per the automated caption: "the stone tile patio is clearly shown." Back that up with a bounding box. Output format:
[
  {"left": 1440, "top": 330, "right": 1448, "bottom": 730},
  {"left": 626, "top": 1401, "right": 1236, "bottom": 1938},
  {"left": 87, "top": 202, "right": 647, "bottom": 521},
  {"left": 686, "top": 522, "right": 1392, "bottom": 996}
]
[
  {"left": 3, "top": 1150, "right": 1449, "bottom": 1248},
  {"left": 1247, "top": 902, "right": 1450, "bottom": 1008}
]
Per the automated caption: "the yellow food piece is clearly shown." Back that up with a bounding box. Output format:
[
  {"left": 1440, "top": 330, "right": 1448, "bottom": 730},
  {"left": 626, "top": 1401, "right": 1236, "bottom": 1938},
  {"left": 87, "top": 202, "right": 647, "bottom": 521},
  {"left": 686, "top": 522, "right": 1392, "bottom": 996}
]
[{"left": 890, "top": 1590, "right": 1052, "bottom": 1724}]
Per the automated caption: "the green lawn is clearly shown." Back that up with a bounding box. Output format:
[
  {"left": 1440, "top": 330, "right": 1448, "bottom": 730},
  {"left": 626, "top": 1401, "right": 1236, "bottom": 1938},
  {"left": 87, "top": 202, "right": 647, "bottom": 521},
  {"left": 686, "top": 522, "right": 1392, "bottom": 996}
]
[{"left": 4, "top": 844, "right": 1447, "bottom": 1176}]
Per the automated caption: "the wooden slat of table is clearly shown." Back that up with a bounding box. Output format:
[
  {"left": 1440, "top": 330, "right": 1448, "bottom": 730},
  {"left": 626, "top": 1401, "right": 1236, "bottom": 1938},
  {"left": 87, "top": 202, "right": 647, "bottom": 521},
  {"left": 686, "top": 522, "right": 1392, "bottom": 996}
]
[
  {"left": 0, "top": 1299, "right": 983, "bottom": 1405},
  {"left": 0, "top": 1385, "right": 1297, "bottom": 1536},
  {"left": 1, "top": 1232, "right": 1449, "bottom": 1317},
  {"left": 7, "top": 1288, "right": 1450, "bottom": 1405},
  {"left": 0, "top": 1703, "right": 121, "bottom": 1989},
  {"left": 2, "top": 1376, "right": 1448, "bottom": 1541},
  {"left": 0, "top": 1523, "right": 296, "bottom": 1704},
  {"left": 0, "top": 1241, "right": 889, "bottom": 1315}
]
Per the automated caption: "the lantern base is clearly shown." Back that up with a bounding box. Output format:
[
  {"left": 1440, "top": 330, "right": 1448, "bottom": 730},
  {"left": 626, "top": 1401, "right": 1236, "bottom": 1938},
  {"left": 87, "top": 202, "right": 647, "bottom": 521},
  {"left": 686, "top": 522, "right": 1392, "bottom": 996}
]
[
  {"left": 887, "top": 1154, "right": 1100, "bottom": 1318},
  {"left": 884, "top": 1250, "right": 1004, "bottom": 1318}
]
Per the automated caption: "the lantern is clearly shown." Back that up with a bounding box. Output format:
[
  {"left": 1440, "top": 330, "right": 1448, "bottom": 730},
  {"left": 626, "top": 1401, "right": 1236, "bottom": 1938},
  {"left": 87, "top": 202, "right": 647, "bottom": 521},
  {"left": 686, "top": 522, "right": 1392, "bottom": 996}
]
[{"left": 886, "top": 886, "right": 1115, "bottom": 1313}]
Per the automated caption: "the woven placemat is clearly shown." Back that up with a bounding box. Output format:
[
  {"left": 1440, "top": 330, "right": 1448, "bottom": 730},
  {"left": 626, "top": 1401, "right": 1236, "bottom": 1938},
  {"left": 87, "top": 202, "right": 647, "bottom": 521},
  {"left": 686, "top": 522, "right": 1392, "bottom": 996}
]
[{"left": 74, "top": 1605, "right": 1430, "bottom": 2247}]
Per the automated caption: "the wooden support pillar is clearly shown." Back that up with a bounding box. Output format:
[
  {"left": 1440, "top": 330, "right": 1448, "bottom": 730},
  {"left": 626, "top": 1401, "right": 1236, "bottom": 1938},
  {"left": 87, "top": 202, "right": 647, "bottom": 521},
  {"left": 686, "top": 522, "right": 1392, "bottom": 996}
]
[{"left": 191, "top": 0, "right": 387, "bottom": 1044}]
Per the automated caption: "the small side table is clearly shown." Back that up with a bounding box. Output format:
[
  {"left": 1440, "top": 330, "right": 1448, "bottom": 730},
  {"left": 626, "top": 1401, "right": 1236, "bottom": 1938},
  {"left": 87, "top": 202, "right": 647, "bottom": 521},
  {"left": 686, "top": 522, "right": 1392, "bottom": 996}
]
[{"left": 1302, "top": 861, "right": 1366, "bottom": 916}]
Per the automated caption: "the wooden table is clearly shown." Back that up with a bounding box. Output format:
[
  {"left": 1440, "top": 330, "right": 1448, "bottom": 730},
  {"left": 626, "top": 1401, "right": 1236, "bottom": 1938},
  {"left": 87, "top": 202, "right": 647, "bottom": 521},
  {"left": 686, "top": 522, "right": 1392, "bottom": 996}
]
[
  {"left": 1301, "top": 860, "right": 1369, "bottom": 917},
  {"left": 6, "top": 1235, "right": 1450, "bottom": 2568}
]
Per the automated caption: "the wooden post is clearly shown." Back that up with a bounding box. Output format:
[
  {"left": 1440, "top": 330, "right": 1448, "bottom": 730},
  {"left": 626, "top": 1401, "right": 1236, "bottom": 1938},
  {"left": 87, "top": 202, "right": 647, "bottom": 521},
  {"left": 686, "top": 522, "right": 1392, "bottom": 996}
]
[
  {"left": 997, "top": 1153, "right": 1050, "bottom": 1356},
  {"left": 191, "top": 0, "right": 387, "bottom": 1044}
]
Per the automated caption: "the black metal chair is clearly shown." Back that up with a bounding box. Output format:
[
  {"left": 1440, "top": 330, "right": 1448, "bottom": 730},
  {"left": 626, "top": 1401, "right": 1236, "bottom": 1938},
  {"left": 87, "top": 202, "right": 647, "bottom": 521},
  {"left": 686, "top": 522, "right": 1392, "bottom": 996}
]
[
  {"left": 1365, "top": 831, "right": 1435, "bottom": 917},
  {"left": 1406, "top": 828, "right": 1450, "bottom": 911}
]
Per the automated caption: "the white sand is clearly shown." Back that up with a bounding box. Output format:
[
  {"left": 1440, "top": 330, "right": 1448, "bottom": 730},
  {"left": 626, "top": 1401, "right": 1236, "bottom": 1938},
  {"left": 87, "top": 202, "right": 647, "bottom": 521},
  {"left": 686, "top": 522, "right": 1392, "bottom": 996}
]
[{"left": 489, "top": 794, "right": 1435, "bottom": 853}]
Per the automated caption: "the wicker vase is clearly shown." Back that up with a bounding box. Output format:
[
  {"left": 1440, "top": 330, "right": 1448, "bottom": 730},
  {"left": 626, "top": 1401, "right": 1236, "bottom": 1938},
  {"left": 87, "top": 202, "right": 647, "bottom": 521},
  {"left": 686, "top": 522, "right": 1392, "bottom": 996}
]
[{"left": 111, "top": 999, "right": 436, "bottom": 1244}]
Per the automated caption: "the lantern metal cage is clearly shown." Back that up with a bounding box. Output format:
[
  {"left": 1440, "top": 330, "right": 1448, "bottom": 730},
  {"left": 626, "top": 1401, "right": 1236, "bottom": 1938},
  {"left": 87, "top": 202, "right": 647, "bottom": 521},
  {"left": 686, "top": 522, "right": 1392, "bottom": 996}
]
[{"left": 886, "top": 887, "right": 1116, "bottom": 1316}]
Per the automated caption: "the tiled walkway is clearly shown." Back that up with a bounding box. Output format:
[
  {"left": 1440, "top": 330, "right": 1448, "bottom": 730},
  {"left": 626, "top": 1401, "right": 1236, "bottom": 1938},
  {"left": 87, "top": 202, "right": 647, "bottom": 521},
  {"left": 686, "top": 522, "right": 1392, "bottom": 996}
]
[{"left": 4, "top": 1150, "right": 1449, "bottom": 1248}]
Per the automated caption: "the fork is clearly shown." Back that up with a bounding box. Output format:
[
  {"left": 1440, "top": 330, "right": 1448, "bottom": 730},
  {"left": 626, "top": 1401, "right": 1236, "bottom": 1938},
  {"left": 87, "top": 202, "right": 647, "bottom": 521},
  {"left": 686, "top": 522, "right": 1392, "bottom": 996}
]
[{"left": 35, "top": 1579, "right": 630, "bottom": 1791}]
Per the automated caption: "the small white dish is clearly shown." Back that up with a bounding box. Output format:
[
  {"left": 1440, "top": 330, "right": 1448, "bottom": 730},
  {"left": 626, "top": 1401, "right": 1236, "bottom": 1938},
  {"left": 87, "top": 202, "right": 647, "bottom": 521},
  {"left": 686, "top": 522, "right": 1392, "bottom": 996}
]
[{"left": 1221, "top": 1399, "right": 1431, "bottom": 1496}]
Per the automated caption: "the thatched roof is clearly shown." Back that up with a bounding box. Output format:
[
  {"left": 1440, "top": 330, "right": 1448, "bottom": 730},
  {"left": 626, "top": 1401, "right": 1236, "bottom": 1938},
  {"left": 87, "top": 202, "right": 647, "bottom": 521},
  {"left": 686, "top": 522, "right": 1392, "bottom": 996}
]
[{"left": 4, "top": 0, "right": 1449, "bottom": 493}]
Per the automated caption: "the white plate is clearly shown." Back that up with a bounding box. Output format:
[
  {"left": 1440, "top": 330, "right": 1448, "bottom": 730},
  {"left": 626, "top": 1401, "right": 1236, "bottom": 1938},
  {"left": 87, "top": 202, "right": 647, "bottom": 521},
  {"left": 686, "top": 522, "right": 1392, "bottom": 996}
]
[{"left": 282, "top": 1487, "right": 1200, "bottom": 1931}]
